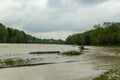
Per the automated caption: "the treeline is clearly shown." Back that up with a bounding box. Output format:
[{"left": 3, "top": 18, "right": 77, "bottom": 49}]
[
  {"left": 0, "top": 23, "right": 64, "bottom": 44},
  {"left": 66, "top": 22, "right": 120, "bottom": 46}
]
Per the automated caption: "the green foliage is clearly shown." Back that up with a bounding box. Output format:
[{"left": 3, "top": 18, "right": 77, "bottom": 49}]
[
  {"left": 0, "top": 23, "right": 65, "bottom": 44},
  {"left": 0, "top": 23, "right": 8, "bottom": 42},
  {"left": 0, "top": 58, "right": 43, "bottom": 67},
  {"left": 66, "top": 22, "right": 120, "bottom": 46},
  {"left": 3, "top": 59, "right": 15, "bottom": 65},
  {"left": 93, "top": 68, "right": 120, "bottom": 80},
  {"left": 0, "top": 58, "right": 28, "bottom": 66},
  {"left": 62, "top": 50, "right": 83, "bottom": 56}
]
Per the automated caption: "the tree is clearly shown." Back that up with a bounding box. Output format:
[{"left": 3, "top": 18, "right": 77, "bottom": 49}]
[
  {"left": 66, "top": 22, "right": 120, "bottom": 46},
  {"left": 0, "top": 23, "right": 8, "bottom": 42}
]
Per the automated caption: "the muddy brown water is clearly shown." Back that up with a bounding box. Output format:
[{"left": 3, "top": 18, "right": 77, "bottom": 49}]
[{"left": 0, "top": 44, "right": 120, "bottom": 80}]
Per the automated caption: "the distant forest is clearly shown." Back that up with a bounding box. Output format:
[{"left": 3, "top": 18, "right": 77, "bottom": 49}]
[
  {"left": 0, "top": 23, "right": 64, "bottom": 44},
  {"left": 66, "top": 22, "right": 120, "bottom": 46}
]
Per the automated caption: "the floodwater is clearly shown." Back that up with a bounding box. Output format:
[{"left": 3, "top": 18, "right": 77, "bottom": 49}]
[{"left": 0, "top": 44, "right": 120, "bottom": 80}]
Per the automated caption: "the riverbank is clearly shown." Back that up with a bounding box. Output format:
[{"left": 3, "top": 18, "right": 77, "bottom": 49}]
[
  {"left": 93, "top": 66, "right": 120, "bottom": 80},
  {"left": 90, "top": 46, "right": 120, "bottom": 80}
]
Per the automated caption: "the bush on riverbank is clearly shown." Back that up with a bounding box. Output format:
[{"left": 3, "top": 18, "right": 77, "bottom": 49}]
[
  {"left": 0, "top": 58, "right": 42, "bottom": 68},
  {"left": 0, "top": 58, "right": 30, "bottom": 67},
  {"left": 61, "top": 50, "right": 83, "bottom": 56}
]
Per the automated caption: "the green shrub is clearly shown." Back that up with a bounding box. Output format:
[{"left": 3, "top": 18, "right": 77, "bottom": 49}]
[
  {"left": 62, "top": 50, "right": 83, "bottom": 56},
  {"left": 3, "top": 59, "right": 15, "bottom": 65}
]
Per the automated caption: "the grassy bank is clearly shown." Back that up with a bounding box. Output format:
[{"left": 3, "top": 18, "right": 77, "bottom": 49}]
[{"left": 93, "top": 67, "right": 120, "bottom": 80}]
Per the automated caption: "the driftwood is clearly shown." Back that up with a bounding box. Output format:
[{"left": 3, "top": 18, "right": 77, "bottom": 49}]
[
  {"left": 29, "top": 51, "right": 60, "bottom": 54},
  {"left": 0, "top": 62, "right": 55, "bottom": 69},
  {"left": 0, "top": 60, "right": 80, "bottom": 69}
]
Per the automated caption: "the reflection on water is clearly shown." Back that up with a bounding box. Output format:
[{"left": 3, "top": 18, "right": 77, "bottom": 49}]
[{"left": 0, "top": 44, "right": 119, "bottom": 80}]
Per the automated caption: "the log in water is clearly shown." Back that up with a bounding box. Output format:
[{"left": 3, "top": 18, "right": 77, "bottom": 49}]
[{"left": 29, "top": 51, "right": 60, "bottom": 54}]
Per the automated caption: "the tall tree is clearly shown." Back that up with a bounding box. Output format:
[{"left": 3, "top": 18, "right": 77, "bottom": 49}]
[{"left": 0, "top": 23, "right": 8, "bottom": 42}]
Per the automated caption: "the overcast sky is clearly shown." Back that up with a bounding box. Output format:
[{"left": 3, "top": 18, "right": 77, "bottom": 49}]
[{"left": 0, "top": 0, "right": 120, "bottom": 40}]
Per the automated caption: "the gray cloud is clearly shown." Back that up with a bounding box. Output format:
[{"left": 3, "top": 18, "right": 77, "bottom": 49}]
[
  {"left": 47, "top": 0, "right": 107, "bottom": 8},
  {"left": 47, "top": 0, "right": 63, "bottom": 7},
  {"left": 0, "top": 0, "right": 120, "bottom": 39},
  {"left": 75, "top": 0, "right": 107, "bottom": 5}
]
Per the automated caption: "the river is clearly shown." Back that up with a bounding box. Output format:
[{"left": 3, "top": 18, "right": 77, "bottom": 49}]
[{"left": 0, "top": 44, "right": 120, "bottom": 80}]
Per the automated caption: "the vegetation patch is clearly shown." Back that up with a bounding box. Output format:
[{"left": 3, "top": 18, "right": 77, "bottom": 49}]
[
  {"left": 61, "top": 50, "right": 83, "bottom": 56},
  {"left": 66, "top": 22, "right": 120, "bottom": 46},
  {"left": 0, "top": 58, "right": 43, "bottom": 68},
  {"left": 0, "top": 23, "right": 64, "bottom": 44},
  {"left": 93, "top": 68, "right": 120, "bottom": 80}
]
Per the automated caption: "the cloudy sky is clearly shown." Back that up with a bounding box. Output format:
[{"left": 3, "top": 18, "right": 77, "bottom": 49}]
[{"left": 0, "top": 0, "right": 120, "bottom": 40}]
